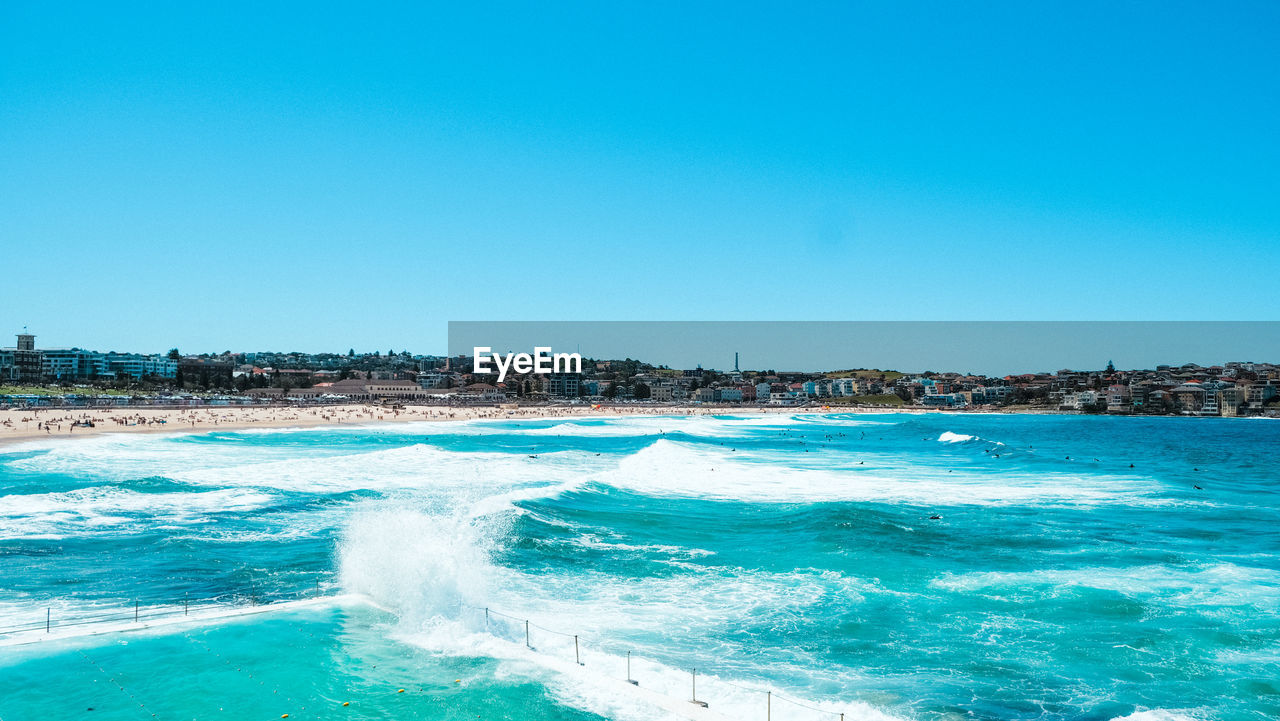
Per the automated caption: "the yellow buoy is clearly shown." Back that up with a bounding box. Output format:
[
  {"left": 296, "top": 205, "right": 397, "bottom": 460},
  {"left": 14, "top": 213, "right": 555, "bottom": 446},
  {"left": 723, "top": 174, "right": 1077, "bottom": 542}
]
[
  {"left": 343, "top": 702, "right": 350, "bottom": 707},
  {"left": 455, "top": 679, "right": 461, "bottom": 683},
  {"left": 282, "top": 715, "right": 289, "bottom": 719},
  {"left": 398, "top": 689, "right": 405, "bottom": 693}
]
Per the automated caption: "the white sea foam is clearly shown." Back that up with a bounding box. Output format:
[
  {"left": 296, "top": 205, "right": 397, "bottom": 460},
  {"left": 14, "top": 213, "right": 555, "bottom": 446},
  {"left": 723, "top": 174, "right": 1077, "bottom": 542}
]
[
  {"left": 572, "top": 534, "right": 715, "bottom": 559},
  {"left": 787, "top": 413, "right": 897, "bottom": 427},
  {"left": 597, "top": 439, "right": 1157, "bottom": 507},
  {"left": 3, "top": 431, "right": 345, "bottom": 481},
  {"left": 513, "top": 414, "right": 882, "bottom": 440},
  {"left": 2, "top": 434, "right": 603, "bottom": 544},
  {"left": 336, "top": 499, "right": 905, "bottom": 721},
  {"left": 398, "top": 619, "right": 904, "bottom": 721},
  {"left": 0, "top": 416, "right": 1169, "bottom": 548},
  {"left": 518, "top": 417, "right": 734, "bottom": 439},
  {"left": 1108, "top": 710, "right": 1206, "bottom": 721},
  {"left": 937, "top": 431, "right": 977, "bottom": 443},
  {"left": 173, "top": 442, "right": 598, "bottom": 493},
  {"left": 0, "top": 414, "right": 874, "bottom": 484},
  {"left": 931, "top": 563, "right": 1280, "bottom": 609},
  {"left": 520, "top": 422, "right": 667, "bottom": 438},
  {"left": 0, "top": 486, "right": 276, "bottom": 540}
]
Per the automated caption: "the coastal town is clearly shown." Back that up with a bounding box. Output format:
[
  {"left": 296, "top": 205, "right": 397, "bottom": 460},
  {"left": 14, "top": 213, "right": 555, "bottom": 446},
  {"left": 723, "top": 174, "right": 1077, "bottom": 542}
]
[{"left": 2, "top": 332, "right": 1278, "bottom": 417}]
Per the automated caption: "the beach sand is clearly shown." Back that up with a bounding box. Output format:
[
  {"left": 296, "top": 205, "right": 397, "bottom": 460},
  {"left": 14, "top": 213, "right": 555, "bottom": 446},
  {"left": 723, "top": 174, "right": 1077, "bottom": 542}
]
[{"left": 0, "top": 403, "right": 838, "bottom": 447}]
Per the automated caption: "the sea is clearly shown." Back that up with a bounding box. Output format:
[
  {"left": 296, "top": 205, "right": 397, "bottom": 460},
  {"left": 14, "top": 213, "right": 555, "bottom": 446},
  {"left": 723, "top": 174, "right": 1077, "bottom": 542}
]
[{"left": 0, "top": 412, "right": 1276, "bottom": 721}]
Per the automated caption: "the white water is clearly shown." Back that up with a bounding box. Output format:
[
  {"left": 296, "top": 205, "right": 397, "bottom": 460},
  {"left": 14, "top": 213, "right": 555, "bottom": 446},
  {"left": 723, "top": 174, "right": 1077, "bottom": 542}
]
[{"left": 333, "top": 491, "right": 903, "bottom": 721}]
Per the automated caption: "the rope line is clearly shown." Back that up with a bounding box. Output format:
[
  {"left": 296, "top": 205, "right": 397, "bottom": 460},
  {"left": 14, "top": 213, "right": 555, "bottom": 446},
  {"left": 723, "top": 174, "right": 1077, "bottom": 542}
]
[
  {"left": 774, "top": 690, "right": 837, "bottom": 714},
  {"left": 465, "top": 604, "right": 603, "bottom": 643},
  {"left": 184, "top": 633, "right": 304, "bottom": 713},
  {"left": 77, "top": 648, "right": 161, "bottom": 720}
]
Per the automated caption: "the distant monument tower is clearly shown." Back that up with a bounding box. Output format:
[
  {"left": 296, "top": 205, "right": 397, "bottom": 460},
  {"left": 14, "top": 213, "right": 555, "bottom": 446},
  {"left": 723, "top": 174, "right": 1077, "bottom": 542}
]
[{"left": 734, "top": 352, "right": 739, "bottom": 372}]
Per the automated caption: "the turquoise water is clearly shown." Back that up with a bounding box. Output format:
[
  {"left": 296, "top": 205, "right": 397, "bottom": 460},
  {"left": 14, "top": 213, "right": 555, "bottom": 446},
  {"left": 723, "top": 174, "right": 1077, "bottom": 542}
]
[{"left": 1, "top": 413, "right": 1277, "bottom": 721}]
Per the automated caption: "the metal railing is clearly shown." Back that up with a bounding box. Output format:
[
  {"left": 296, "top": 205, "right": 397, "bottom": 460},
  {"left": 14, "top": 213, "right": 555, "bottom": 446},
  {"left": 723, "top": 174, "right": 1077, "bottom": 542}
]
[
  {"left": 466, "top": 604, "right": 852, "bottom": 721},
  {"left": 2, "top": 592, "right": 859, "bottom": 720},
  {"left": 0, "top": 584, "right": 324, "bottom": 640}
]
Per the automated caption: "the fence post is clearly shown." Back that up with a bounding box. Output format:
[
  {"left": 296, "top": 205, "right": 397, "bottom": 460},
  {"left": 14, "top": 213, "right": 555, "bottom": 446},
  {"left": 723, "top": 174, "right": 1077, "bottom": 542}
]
[
  {"left": 627, "top": 650, "right": 637, "bottom": 685},
  {"left": 525, "top": 620, "right": 530, "bottom": 647},
  {"left": 767, "top": 690, "right": 771, "bottom": 721},
  {"left": 574, "top": 635, "right": 581, "bottom": 665},
  {"left": 690, "top": 668, "right": 708, "bottom": 708}
]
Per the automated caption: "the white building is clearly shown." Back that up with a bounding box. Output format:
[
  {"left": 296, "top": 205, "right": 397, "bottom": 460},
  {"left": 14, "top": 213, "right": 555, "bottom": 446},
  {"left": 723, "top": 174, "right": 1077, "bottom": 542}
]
[
  {"left": 1061, "top": 390, "right": 1100, "bottom": 410},
  {"left": 41, "top": 348, "right": 110, "bottom": 380},
  {"left": 717, "top": 387, "right": 743, "bottom": 402},
  {"left": 417, "top": 371, "right": 454, "bottom": 389},
  {"left": 755, "top": 382, "right": 772, "bottom": 401},
  {"left": 106, "top": 353, "right": 178, "bottom": 379},
  {"left": 650, "top": 384, "right": 675, "bottom": 402}
]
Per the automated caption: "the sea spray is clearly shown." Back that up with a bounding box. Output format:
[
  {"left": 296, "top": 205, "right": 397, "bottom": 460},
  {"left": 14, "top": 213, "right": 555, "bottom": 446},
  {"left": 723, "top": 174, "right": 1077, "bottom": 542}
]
[{"left": 337, "top": 502, "right": 500, "bottom": 627}]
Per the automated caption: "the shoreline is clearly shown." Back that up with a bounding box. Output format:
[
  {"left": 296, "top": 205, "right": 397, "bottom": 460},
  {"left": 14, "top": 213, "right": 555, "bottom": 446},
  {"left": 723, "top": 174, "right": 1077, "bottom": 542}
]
[
  {"left": 0, "top": 404, "right": 857, "bottom": 448},
  {"left": 1, "top": 403, "right": 1267, "bottom": 450}
]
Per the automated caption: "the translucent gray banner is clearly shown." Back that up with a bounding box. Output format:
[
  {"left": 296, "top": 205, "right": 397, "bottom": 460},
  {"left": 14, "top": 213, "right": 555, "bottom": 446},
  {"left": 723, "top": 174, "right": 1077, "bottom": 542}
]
[{"left": 448, "top": 321, "right": 1280, "bottom": 376}]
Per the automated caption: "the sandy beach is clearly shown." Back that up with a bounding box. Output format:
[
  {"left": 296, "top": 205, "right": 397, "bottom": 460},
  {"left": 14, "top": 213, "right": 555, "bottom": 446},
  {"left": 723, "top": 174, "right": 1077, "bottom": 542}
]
[{"left": 0, "top": 403, "right": 833, "bottom": 447}]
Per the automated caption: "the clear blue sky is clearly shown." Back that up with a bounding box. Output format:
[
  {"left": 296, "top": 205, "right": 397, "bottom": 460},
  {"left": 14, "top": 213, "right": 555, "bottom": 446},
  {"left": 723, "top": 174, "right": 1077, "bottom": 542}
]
[{"left": 2, "top": 2, "right": 1277, "bottom": 355}]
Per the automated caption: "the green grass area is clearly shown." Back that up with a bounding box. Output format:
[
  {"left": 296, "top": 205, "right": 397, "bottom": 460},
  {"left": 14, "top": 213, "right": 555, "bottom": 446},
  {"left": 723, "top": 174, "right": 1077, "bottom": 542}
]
[
  {"left": 0, "top": 386, "right": 62, "bottom": 396},
  {"left": 825, "top": 369, "right": 906, "bottom": 382},
  {"left": 824, "top": 393, "right": 905, "bottom": 406},
  {"left": 0, "top": 385, "right": 137, "bottom": 396}
]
